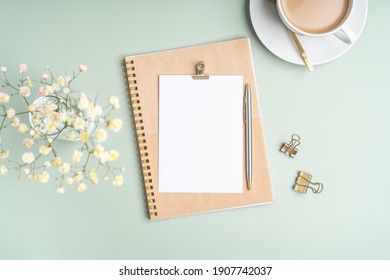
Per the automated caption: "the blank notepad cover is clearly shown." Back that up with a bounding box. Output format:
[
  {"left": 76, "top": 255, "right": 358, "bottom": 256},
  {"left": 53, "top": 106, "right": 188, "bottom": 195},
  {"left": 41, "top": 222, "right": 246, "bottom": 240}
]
[
  {"left": 124, "top": 38, "right": 273, "bottom": 220},
  {"left": 159, "top": 75, "right": 243, "bottom": 193}
]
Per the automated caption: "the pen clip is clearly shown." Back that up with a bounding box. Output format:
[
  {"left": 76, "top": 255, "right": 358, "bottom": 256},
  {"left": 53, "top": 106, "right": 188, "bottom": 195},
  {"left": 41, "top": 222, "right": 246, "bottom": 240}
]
[{"left": 243, "top": 84, "right": 251, "bottom": 124}]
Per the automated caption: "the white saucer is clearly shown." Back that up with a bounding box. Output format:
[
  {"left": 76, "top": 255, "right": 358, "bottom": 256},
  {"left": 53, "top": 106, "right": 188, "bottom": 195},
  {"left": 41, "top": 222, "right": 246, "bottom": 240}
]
[{"left": 249, "top": 0, "right": 368, "bottom": 65}]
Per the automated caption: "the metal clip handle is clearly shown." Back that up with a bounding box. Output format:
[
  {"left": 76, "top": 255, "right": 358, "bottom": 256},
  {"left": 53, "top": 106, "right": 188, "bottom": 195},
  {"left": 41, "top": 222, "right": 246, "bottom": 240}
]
[{"left": 192, "top": 61, "right": 209, "bottom": 80}]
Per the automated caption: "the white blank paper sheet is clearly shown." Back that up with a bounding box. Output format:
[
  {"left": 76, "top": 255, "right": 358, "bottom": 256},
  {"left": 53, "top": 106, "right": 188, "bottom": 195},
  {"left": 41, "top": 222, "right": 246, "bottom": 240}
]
[{"left": 159, "top": 75, "right": 243, "bottom": 193}]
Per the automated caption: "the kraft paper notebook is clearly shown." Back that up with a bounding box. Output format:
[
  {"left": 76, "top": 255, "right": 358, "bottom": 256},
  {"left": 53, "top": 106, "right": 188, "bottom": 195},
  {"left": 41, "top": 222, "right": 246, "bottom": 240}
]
[{"left": 124, "top": 38, "right": 273, "bottom": 220}]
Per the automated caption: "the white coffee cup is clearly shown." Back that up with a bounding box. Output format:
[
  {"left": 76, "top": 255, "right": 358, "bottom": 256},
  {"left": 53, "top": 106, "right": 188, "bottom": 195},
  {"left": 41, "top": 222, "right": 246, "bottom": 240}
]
[{"left": 276, "top": 0, "right": 356, "bottom": 44}]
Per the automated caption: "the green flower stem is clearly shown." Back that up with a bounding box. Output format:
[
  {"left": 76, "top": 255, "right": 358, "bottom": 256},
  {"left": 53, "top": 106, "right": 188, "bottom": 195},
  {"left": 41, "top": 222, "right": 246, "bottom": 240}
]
[
  {"left": 58, "top": 175, "right": 64, "bottom": 186},
  {"left": 7, "top": 84, "right": 19, "bottom": 92},
  {"left": 22, "top": 96, "right": 29, "bottom": 106},
  {"left": 31, "top": 79, "right": 50, "bottom": 86},
  {"left": 0, "top": 115, "right": 6, "bottom": 129},
  {"left": 0, "top": 116, "right": 6, "bottom": 147},
  {"left": 67, "top": 70, "right": 82, "bottom": 88},
  {"left": 15, "top": 111, "right": 30, "bottom": 116},
  {"left": 41, "top": 127, "right": 68, "bottom": 158},
  {"left": 34, "top": 153, "right": 43, "bottom": 163},
  {"left": 1, "top": 74, "right": 19, "bottom": 92},
  {"left": 83, "top": 152, "right": 92, "bottom": 173}
]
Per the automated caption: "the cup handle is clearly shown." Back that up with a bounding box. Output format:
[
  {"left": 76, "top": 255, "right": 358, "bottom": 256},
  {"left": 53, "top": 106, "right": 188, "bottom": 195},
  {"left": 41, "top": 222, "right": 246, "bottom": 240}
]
[{"left": 333, "top": 25, "right": 357, "bottom": 44}]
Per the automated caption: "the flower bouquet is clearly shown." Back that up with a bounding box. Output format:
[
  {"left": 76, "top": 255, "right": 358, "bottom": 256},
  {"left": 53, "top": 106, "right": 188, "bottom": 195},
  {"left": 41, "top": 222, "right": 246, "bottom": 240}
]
[{"left": 0, "top": 64, "right": 124, "bottom": 193}]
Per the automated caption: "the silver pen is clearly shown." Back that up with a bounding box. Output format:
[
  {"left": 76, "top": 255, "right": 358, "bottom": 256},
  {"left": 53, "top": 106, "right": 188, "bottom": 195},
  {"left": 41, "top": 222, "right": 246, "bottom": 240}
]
[{"left": 244, "top": 84, "right": 252, "bottom": 190}]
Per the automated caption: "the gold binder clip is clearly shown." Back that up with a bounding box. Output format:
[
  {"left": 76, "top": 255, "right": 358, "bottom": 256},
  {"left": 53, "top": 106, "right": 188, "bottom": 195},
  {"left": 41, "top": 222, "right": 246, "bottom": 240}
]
[
  {"left": 293, "top": 171, "right": 323, "bottom": 194},
  {"left": 192, "top": 61, "right": 209, "bottom": 80},
  {"left": 280, "top": 134, "right": 300, "bottom": 158}
]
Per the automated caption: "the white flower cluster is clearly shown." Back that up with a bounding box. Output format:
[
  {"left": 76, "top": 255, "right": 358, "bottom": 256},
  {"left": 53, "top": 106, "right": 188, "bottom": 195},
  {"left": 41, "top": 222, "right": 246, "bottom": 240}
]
[{"left": 0, "top": 64, "right": 125, "bottom": 193}]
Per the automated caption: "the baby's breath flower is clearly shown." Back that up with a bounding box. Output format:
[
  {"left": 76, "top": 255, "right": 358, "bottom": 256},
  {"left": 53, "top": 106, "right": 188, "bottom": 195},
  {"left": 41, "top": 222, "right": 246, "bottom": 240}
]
[
  {"left": 11, "top": 116, "right": 20, "bottom": 127},
  {"left": 6, "top": 108, "right": 15, "bottom": 118},
  {"left": 65, "top": 115, "right": 73, "bottom": 125},
  {"left": 0, "top": 150, "right": 10, "bottom": 159},
  {"left": 38, "top": 171, "right": 50, "bottom": 183},
  {"left": 52, "top": 157, "right": 62, "bottom": 167},
  {"left": 93, "top": 144, "right": 104, "bottom": 158},
  {"left": 59, "top": 162, "right": 70, "bottom": 174},
  {"left": 44, "top": 161, "right": 51, "bottom": 168},
  {"left": 108, "top": 96, "right": 120, "bottom": 110},
  {"left": 19, "top": 86, "right": 31, "bottom": 97},
  {"left": 22, "top": 152, "right": 35, "bottom": 164},
  {"left": 23, "top": 168, "right": 30, "bottom": 175},
  {"left": 0, "top": 66, "right": 7, "bottom": 73},
  {"left": 22, "top": 138, "right": 34, "bottom": 148},
  {"left": 71, "top": 150, "right": 83, "bottom": 163},
  {"left": 49, "top": 112, "right": 61, "bottom": 123},
  {"left": 79, "top": 131, "right": 89, "bottom": 143},
  {"left": 108, "top": 150, "right": 120, "bottom": 161},
  {"left": 0, "top": 165, "right": 8, "bottom": 175},
  {"left": 73, "top": 117, "right": 85, "bottom": 130},
  {"left": 28, "top": 174, "right": 38, "bottom": 182},
  {"left": 28, "top": 104, "right": 38, "bottom": 112},
  {"left": 76, "top": 183, "right": 87, "bottom": 192},
  {"left": 95, "top": 128, "right": 107, "bottom": 143},
  {"left": 77, "top": 92, "right": 89, "bottom": 110},
  {"left": 56, "top": 76, "right": 65, "bottom": 87},
  {"left": 39, "top": 106, "right": 49, "bottom": 117},
  {"left": 63, "top": 87, "right": 70, "bottom": 94},
  {"left": 48, "top": 103, "right": 58, "bottom": 112},
  {"left": 106, "top": 118, "right": 123, "bottom": 132},
  {"left": 78, "top": 64, "right": 88, "bottom": 72},
  {"left": 25, "top": 76, "right": 33, "bottom": 87},
  {"left": 87, "top": 102, "right": 103, "bottom": 119},
  {"left": 44, "top": 85, "right": 55, "bottom": 95},
  {"left": 0, "top": 92, "right": 10, "bottom": 103},
  {"left": 41, "top": 73, "right": 49, "bottom": 80},
  {"left": 94, "top": 105, "right": 103, "bottom": 116},
  {"left": 112, "top": 175, "right": 124, "bottom": 186},
  {"left": 39, "top": 145, "right": 52, "bottom": 155},
  {"left": 18, "top": 63, "right": 28, "bottom": 73},
  {"left": 29, "top": 129, "right": 38, "bottom": 137},
  {"left": 37, "top": 86, "right": 44, "bottom": 96},
  {"left": 66, "top": 131, "right": 77, "bottom": 140},
  {"left": 74, "top": 171, "right": 84, "bottom": 182},
  {"left": 56, "top": 186, "right": 65, "bottom": 194},
  {"left": 99, "top": 151, "right": 109, "bottom": 164},
  {"left": 18, "top": 123, "right": 29, "bottom": 134},
  {"left": 89, "top": 169, "right": 99, "bottom": 185},
  {"left": 52, "top": 84, "right": 60, "bottom": 92},
  {"left": 45, "top": 121, "right": 57, "bottom": 133}
]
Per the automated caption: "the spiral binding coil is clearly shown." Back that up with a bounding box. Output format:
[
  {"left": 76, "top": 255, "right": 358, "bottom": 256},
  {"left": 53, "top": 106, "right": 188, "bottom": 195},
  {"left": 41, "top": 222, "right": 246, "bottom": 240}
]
[{"left": 124, "top": 59, "right": 157, "bottom": 217}]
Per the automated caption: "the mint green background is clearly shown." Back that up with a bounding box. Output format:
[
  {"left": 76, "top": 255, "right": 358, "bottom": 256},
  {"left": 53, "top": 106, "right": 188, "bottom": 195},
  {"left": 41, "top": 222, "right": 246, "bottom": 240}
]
[{"left": 0, "top": 0, "right": 388, "bottom": 259}]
